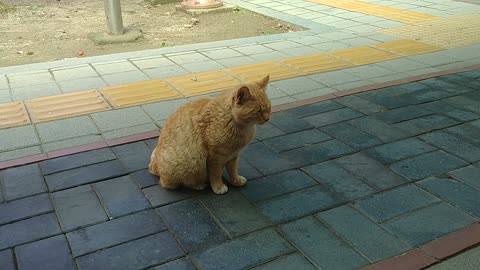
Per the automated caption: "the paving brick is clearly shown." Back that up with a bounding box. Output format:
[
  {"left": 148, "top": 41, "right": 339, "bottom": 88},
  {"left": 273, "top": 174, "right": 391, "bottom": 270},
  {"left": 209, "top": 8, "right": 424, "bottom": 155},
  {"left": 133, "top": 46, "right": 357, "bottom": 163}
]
[
  {"left": 283, "top": 139, "right": 355, "bottom": 167},
  {"left": 16, "top": 235, "right": 74, "bottom": 270},
  {"left": 448, "top": 166, "right": 480, "bottom": 190},
  {"left": 52, "top": 65, "right": 98, "bottom": 80},
  {"left": 286, "top": 100, "right": 343, "bottom": 118},
  {"left": 394, "top": 114, "right": 459, "bottom": 136},
  {"left": 11, "top": 83, "right": 61, "bottom": 100},
  {"left": 390, "top": 150, "right": 468, "bottom": 181},
  {"left": 364, "top": 138, "right": 437, "bottom": 164},
  {"left": 445, "top": 95, "right": 480, "bottom": 115},
  {"left": 129, "top": 169, "right": 157, "bottom": 188},
  {"left": 270, "top": 77, "right": 325, "bottom": 96},
  {"left": 334, "top": 95, "right": 387, "bottom": 114},
  {"left": 255, "top": 122, "right": 287, "bottom": 140},
  {"left": 359, "top": 92, "right": 417, "bottom": 110},
  {"left": 269, "top": 111, "right": 314, "bottom": 133},
  {"left": 404, "top": 87, "right": 459, "bottom": 104},
  {"left": 92, "top": 61, "right": 138, "bottom": 75},
  {"left": 200, "top": 48, "right": 244, "bottom": 60},
  {"left": 111, "top": 141, "right": 152, "bottom": 172},
  {"left": 40, "top": 148, "right": 116, "bottom": 175},
  {"left": 348, "top": 116, "right": 411, "bottom": 142},
  {"left": 459, "top": 69, "right": 480, "bottom": 79},
  {"left": 0, "top": 164, "right": 47, "bottom": 201},
  {"left": 192, "top": 229, "right": 293, "bottom": 270},
  {"left": 252, "top": 253, "right": 316, "bottom": 270},
  {"left": 336, "top": 153, "right": 409, "bottom": 190},
  {"left": 143, "top": 65, "right": 188, "bottom": 79},
  {"left": 279, "top": 216, "right": 369, "bottom": 269},
  {"left": 238, "top": 156, "right": 262, "bottom": 180},
  {"left": 157, "top": 199, "right": 228, "bottom": 252},
  {"left": 318, "top": 205, "right": 410, "bottom": 262},
  {"left": 142, "top": 185, "right": 192, "bottom": 207},
  {"left": 354, "top": 185, "right": 440, "bottom": 223},
  {"left": 419, "top": 131, "right": 480, "bottom": 162},
  {"left": 36, "top": 116, "right": 99, "bottom": 143},
  {"left": 420, "top": 100, "right": 480, "bottom": 122},
  {"left": 384, "top": 202, "right": 476, "bottom": 246},
  {"left": 320, "top": 122, "right": 383, "bottom": 150},
  {"left": 0, "top": 213, "right": 61, "bottom": 250},
  {"left": 144, "top": 137, "right": 158, "bottom": 149},
  {"left": 0, "top": 193, "right": 52, "bottom": 225},
  {"left": 0, "top": 249, "right": 15, "bottom": 270},
  {"left": 302, "top": 161, "right": 376, "bottom": 200},
  {"left": 182, "top": 60, "right": 225, "bottom": 73},
  {"left": 373, "top": 105, "right": 433, "bottom": 124},
  {"left": 240, "top": 170, "right": 317, "bottom": 202},
  {"left": 232, "top": 44, "right": 273, "bottom": 55},
  {"left": 446, "top": 123, "right": 480, "bottom": 146},
  {"left": 76, "top": 232, "right": 183, "bottom": 270},
  {"left": 303, "top": 107, "right": 364, "bottom": 127},
  {"left": 200, "top": 190, "right": 270, "bottom": 237},
  {"left": 242, "top": 143, "right": 302, "bottom": 175},
  {"left": 93, "top": 176, "right": 150, "bottom": 218},
  {"left": 66, "top": 209, "right": 165, "bottom": 257},
  {"left": 58, "top": 77, "right": 107, "bottom": 93},
  {"left": 102, "top": 70, "right": 149, "bottom": 85},
  {"left": 131, "top": 57, "right": 175, "bottom": 69},
  {"left": 52, "top": 185, "right": 107, "bottom": 231},
  {"left": 167, "top": 52, "right": 210, "bottom": 64},
  {"left": 262, "top": 129, "right": 331, "bottom": 152},
  {"left": 150, "top": 258, "right": 196, "bottom": 270},
  {"left": 91, "top": 107, "right": 152, "bottom": 132},
  {"left": 437, "top": 74, "right": 480, "bottom": 90},
  {"left": 418, "top": 177, "right": 480, "bottom": 218},
  {"left": 45, "top": 160, "right": 126, "bottom": 191},
  {"left": 257, "top": 185, "right": 342, "bottom": 224}
]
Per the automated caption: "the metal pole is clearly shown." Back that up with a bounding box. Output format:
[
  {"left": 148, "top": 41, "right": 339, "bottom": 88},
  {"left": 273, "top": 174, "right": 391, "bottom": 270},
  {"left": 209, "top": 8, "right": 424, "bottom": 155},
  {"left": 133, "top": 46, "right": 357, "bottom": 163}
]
[{"left": 104, "top": 0, "right": 124, "bottom": 35}]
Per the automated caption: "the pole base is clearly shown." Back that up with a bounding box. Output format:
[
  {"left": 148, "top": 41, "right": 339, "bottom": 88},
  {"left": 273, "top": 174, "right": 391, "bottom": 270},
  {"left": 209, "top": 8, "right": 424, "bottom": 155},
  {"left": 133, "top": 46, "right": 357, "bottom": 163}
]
[
  {"left": 181, "top": 0, "right": 223, "bottom": 9},
  {"left": 87, "top": 29, "right": 143, "bottom": 45}
]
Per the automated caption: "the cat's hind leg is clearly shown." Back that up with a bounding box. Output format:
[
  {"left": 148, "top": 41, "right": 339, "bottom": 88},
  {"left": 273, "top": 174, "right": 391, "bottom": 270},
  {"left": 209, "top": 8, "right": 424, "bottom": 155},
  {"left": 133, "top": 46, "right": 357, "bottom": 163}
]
[{"left": 160, "top": 177, "right": 180, "bottom": 190}]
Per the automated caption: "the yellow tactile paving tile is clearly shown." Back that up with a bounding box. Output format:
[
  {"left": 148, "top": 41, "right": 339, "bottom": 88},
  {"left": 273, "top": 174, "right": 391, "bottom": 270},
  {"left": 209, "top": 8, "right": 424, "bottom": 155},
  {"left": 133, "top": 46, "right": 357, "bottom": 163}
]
[
  {"left": 165, "top": 70, "right": 241, "bottom": 97},
  {"left": 280, "top": 54, "right": 353, "bottom": 74},
  {"left": 0, "top": 102, "right": 30, "bottom": 128},
  {"left": 309, "top": 0, "right": 436, "bottom": 23},
  {"left": 225, "top": 62, "right": 299, "bottom": 82},
  {"left": 25, "top": 90, "right": 111, "bottom": 122},
  {"left": 373, "top": 40, "right": 443, "bottom": 56},
  {"left": 100, "top": 80, "right": 181, "bottom": 108},
  {"left": 382, "top": 14, "right": 480, "bottom": 49},
  {"left": 328, "top": 46, "right": 400, "bottom": 65}
]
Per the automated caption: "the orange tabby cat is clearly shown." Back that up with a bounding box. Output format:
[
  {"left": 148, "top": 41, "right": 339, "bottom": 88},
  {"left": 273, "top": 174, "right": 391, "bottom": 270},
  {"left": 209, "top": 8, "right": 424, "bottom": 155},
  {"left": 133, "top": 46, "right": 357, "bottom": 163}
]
[{"left": 149, "top": 75, "right": 271, "bottom": 194}]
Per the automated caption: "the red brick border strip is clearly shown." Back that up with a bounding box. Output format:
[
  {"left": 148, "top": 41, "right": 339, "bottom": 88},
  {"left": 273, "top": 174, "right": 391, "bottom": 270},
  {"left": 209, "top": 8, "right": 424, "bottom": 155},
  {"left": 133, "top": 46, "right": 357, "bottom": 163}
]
[
  {"left": 362, "top": 249, "right": 438, "bottom": 270},
  {"left": 421, "top": 223, "right": 480, "bottom": 260},
  {"left": 362, "top": 222, "right": 480, "bottom": 270},
  {"left": 1, "top": 64, "right": 480, "bottom": 170}
]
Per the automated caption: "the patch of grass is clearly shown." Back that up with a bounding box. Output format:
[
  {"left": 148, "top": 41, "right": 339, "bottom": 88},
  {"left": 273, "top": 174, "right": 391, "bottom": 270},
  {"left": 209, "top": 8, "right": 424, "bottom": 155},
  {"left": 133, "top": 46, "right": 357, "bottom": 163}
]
[{"left": 0, "top": 2, "right": 16, "bottom": 15}]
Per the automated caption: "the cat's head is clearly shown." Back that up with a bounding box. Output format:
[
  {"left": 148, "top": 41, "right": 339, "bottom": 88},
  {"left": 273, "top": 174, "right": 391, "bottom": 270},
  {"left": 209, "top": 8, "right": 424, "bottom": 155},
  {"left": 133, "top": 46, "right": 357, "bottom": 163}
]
[{"left": 232, "top": 75, "right": 271, "bottom": 125}]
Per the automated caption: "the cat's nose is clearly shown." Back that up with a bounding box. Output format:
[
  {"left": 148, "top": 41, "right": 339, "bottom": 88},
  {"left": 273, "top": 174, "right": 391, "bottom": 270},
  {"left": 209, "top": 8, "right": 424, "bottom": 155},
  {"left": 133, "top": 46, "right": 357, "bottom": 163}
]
[{"left": 263, "top": 115, "right": 270, "bottom": 122}]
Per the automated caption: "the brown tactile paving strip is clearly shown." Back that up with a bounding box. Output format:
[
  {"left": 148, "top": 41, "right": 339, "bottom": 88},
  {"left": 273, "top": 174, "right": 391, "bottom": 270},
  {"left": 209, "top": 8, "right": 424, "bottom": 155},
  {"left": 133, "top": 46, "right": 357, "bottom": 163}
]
[
  {"left": 328, "top": 46, "right": 400, "bottom": 65},
  {"left": 280, "top": 54, "right": 353, "bottom": 74},
  {"left": 382, "top": 14, "right": 480, "bottom": 49},
  {"left": 165, "top": 70, "right": 241, "bottom": 97},
  {"left": 309, "top": 0, "right": 437, "bottom": 24},
  {"left": 372, "top": 40, "right": 444, "bottom": 56},
  {"left": 0, "top": 101, "right": 30, "bottom": 128},
  {"left": 100, "top": 80, "right": 182, "bottom": 108},
  {"left": 25, "top": 90, "right": 111, "bottom": 122},
  {"left": 224, "top": 61, "right": 299, "bottom": 82}
]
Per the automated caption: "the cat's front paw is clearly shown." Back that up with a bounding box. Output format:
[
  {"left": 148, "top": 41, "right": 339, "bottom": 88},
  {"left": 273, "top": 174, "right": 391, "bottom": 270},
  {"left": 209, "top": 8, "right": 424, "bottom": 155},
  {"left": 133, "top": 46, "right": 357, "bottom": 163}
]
[
  {"left": 232, "top": 175, "right": 247, "bottom": 187},
  {"left": 213, "top": 184, "right": 229, "bottom": 195}
]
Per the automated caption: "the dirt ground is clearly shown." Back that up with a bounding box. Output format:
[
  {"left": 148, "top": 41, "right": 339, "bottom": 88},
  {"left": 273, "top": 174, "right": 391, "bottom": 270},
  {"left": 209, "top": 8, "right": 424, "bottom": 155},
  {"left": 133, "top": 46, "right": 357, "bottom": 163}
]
[{"left": 0, "top": 0, "right": 302, "bottom": 67}]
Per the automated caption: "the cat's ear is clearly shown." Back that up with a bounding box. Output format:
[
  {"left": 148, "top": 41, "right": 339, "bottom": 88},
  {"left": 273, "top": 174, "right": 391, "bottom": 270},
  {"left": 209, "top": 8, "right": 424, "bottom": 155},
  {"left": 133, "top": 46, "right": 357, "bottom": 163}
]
[
  {"left": 236, "top": 86, "right": 251, "bottom": 105},
  {"left": 256, "top": 75, "right": 270, "bottom": 89}
]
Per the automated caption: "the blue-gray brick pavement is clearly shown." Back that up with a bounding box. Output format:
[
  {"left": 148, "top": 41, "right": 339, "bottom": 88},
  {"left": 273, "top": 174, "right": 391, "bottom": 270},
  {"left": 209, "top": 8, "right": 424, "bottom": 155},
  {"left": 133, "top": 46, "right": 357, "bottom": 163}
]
[{"left": 1, "top": 71, "right": 480, "bottom": 270}]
